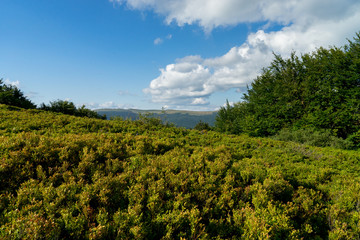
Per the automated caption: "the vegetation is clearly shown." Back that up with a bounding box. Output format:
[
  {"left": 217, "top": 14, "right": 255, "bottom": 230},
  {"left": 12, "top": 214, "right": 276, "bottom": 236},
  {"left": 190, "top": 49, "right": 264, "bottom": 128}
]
[
  {"left": 1, "top": 104, "right": 360, "bottom": 239},
  {"left": 215, "top": 33, "right": 360, "bottom": 149},
  {"left": 271, "top": 128, "right": 354, "bottom": 150},
  {"left": 39, "top": 100, "right": 106, "bottom": 120},
  {"left": 0, "top": 79, "right": 105, "bottom": 119},
  {"left": 1, "top": 31, "right": 359, "bottom": 240},
  {"left": 0, "top": 79, "right": 36, "bottom": 109},
  {"left": 194, "top": 120, "right": 212, "bottom": 131}
]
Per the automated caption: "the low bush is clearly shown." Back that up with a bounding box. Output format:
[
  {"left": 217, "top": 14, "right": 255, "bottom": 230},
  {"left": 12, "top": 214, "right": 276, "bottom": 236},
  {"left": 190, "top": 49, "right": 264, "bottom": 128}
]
[
  {"left": 1, "top": 104, "right": 360, "bottom": 239},
  {"left": 272, "top": 128, "right": 354, "bottom": 149}
]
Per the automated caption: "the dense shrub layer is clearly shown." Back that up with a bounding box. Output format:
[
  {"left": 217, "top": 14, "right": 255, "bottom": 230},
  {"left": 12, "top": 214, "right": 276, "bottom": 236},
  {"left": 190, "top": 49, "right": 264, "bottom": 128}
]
[{"left": 1, "top": 104, "right": 360, "bottom": 239}]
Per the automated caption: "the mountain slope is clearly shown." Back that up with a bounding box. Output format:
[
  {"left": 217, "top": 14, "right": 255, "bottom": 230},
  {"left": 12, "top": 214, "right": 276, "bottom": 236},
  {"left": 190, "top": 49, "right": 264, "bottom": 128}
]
[{"left": 95, "top": 108, "right": 217, "bottom": 128}]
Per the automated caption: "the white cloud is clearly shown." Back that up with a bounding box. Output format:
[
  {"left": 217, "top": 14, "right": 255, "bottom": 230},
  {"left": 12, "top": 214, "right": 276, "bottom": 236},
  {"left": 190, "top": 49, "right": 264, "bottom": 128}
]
[
  {"left": 143, "top": 32, "right": 274, "bottom": 105},
  {"left": 112, "top": 0, "right": 360, "bottom": 32},
  {"left": 4, "top": 79, "right": 20, "bottom": 87},
  {"left": 154, "top": 34, "right": 172, "bottom": 45},
  {"left": 112, "top": 0, "right": 264, "bottom": 32},
  {"left": 191, "top": 97, "right": 209, "bottom": 105},
  {"left": 112, "top": 0, "right": 360, "bottom": 108},
  {"left": 154, "top": 37, "right": 163, "bottom": 45}
]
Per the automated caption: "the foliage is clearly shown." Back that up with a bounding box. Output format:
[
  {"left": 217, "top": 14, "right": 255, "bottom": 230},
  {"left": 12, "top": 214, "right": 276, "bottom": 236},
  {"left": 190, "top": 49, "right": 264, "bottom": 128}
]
[
  {"left": 0, "top": 79, "right": 36, "bottom": 109},
  {"left": 194, "top": 120, "right": 212, "bottom": 131},
  {"left": 215, "top": 32, "right": 360, "bottom": 146},
  {"left": 1, "top": 104, "right": 360, "bottom": 239},
  {"left": 40, "top": 100, "right": 106, "bottom": 119},
  {"left": 138, "top": 112, "right": 164, "bottom": 127},
  {"left": 272, "top": 128, "right": 354, "bottom": 150},
  {"left": 0, "top": 80, "right": 105, "bottom": 120}
]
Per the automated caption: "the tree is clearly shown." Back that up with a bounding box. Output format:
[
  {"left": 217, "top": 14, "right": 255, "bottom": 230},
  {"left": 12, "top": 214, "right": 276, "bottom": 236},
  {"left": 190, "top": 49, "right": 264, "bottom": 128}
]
[
  {"left": 194, "top": 120, "right": 212, "bottom": 131},
  {"left": 77, "top": 105, "right": 106, "bottom": 119},
  {"left": 0, "top": 78, "right": 36, "bottom": 109},
  {"left": 216, "top": 53, "right": 306, "bottom": 137},
  {"left": 40, "top": 100, "right": 106, "bottom": 119},
  {"left": 40, "top": 100, "right": 77, "bottom": 115},
  {"left": 215, "top": 32, "right": 360, "bottom": 144}
]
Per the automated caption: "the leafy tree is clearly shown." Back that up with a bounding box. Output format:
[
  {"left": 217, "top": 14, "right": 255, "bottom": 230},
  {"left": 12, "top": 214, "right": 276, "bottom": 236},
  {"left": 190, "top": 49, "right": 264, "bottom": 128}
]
[
  {"left": 40, "top": 100, "right": 77, "bottom": 115},
  {"left": 0, "top": 78, "right": 36, "bottom": 109},
  {"left": 215, "top": 100, "right": 253, "bottom": 134},
  {"left": 194, "top": 120, "right": 212, "bottom": 131},
  {"left": 216, "top": 53, "right": 306, "bottom": 137},
  {"left": 77, "top": 105, "right": 106, "bottom": 119},
  {"left": 300, "top": 45, "right": 360, "bottom": 138},
  {"left": 216, "top": 32, "right": 360, "bottom": 145},
  {"left": 40, "top": 100, "right": 106, "bottom": 119}
]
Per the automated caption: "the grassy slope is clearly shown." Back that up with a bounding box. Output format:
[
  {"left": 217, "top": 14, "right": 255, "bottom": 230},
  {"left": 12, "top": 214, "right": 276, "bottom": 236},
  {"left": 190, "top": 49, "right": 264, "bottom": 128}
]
[{"left": 0, "top": 104, "right": 360, "bottom": 239}]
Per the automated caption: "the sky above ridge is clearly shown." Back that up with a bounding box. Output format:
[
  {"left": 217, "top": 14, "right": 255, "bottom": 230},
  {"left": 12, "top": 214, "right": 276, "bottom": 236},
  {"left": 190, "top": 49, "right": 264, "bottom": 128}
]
[{"left": 1, "top": 0, "right": 359, "bottom": 110}]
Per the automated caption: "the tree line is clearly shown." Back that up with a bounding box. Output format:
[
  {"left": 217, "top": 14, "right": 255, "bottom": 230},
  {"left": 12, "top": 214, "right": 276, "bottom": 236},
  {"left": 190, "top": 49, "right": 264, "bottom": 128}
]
[
  {"left": 0, "top": 79, "right": 105, "bottom": 119},
  {"left": 216, "top": 32, "right": 360, "bottom": 149}
]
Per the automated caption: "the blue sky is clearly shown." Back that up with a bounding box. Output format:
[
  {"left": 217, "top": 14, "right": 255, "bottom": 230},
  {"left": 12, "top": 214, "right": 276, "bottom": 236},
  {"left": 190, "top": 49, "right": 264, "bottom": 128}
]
[{"left": 1, "top": 0, "right": 359, "bottom": 110}]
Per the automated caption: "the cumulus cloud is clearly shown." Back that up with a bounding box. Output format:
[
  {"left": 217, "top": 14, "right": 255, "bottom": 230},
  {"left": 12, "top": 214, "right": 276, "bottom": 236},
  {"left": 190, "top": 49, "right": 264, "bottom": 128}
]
[
  {"left": 112, "top": 0, "right": 264, "bottom": 32},
  {"left": 191, "top": 98, "right": 209, "bottom": 105},
  {"left": 112, "top": 0, "right": 360, "bottom": 107},
  {"left": 112, "top": 0, "right": 360, "bottom": 32},
  {"left": 4, "top": 79, "right": 20, "bottom": 87},
  {"left": 143, "top": 31, "right": 275, "bottom": 105}
]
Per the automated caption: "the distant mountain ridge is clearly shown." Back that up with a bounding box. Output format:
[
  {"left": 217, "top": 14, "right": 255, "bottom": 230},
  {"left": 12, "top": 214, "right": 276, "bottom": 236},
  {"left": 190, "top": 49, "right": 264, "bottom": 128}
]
[{"left": 95, "top": 108, "right": 217, "bottom": 129}]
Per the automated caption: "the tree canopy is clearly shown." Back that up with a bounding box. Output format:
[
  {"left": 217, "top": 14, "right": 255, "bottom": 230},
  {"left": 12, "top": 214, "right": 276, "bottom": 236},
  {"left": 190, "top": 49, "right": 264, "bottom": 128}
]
[
  {"left": 40, "top": 100, "right": 106, "bottom": 119},
  {"left": 0, "top": 79, "right": 36, "bottom": 109},
  {"left": 215, "top": 32, "right": 360, "bottom": 147}
]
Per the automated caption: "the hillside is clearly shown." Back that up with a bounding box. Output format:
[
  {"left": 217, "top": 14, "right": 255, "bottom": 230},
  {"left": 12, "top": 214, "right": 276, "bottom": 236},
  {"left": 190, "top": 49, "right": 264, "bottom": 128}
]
[
  {"left": 95, "top": 108, "right": 217, "bottom": 129},
  {"left": 1, "top": 104, "right": 360, "bottom": 239}
]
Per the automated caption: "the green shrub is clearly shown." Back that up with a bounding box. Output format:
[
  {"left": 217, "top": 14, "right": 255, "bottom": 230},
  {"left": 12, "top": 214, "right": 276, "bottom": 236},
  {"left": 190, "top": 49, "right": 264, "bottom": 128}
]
[
  {"left": 272, "top": 128, "right": 354, "bottom": 149},
  {"left": 1, "top": 105, "right": 360, "bottom": 239},
  {"left": 194, "top": 120, "right": 212, "bottom": 131}
]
